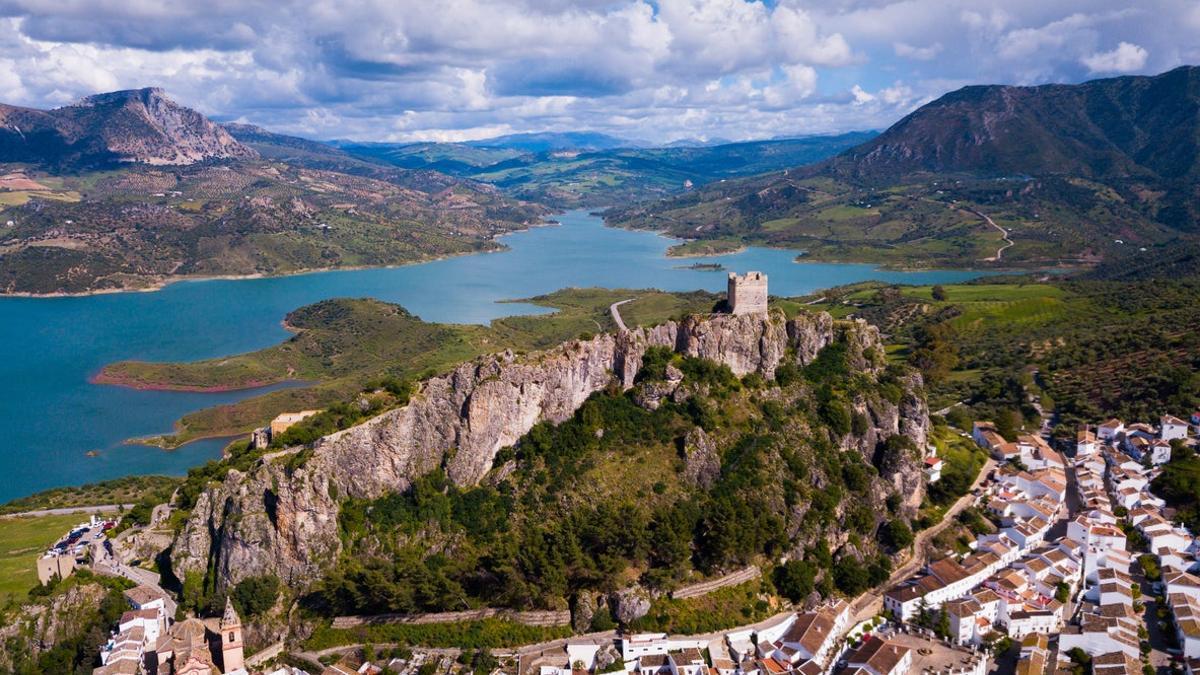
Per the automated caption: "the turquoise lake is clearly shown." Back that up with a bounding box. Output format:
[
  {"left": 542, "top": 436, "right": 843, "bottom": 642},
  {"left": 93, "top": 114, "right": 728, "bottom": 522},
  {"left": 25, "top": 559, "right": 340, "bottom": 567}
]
[{"left": 0, "top": 210, "right": 992, "bottom": 502}]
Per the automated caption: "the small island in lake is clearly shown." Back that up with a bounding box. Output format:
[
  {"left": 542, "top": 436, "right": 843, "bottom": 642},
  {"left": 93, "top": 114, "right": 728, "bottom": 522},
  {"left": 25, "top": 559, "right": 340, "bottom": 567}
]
[{"left": 676, "top": 262, "right": 725, "bottom": 271}]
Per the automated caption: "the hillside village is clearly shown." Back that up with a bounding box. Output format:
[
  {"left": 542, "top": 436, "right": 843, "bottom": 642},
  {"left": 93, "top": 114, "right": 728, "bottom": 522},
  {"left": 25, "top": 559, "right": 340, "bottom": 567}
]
[
  {"left": 283, "top": 409, "right": 1200, "bottom": 675},
  {"left": 70, "top": 401, "right": 1200, "bottom": 675},
  {"left": 33, "top": 273, "right": 1196, "bottom": 675}
]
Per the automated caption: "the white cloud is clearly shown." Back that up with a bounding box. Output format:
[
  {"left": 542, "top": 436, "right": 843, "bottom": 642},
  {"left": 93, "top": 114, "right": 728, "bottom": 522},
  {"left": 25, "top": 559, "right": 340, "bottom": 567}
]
[
  {"left": 1082, "top": 41, "right": 1149, "bottom": 73},
  {"left": 850, "top": 84, "right": 875, "bottom": 104},
  {"left": 893, "top": 41, "right": 942, "bottom": 61},
  {"left": 0, "top": 2, "right": 1195, "bottom": 142}
]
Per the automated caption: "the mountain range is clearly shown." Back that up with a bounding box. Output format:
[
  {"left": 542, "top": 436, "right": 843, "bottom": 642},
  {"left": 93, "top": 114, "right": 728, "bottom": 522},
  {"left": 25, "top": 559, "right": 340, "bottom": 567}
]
[
  {"left": 608, "top": 66, "right": 1200, "bottom": 266},
  {"left": 3, "top": 67, "right": 1200, "bottom": 292},
  {"left": 0, "top": 89, "right": 545, "bottom": 295},
  {"left": 336, "top": 131, "right": 877, "bottom": 207},
  {"left": 833, "top": 65, "right": 1200, "bottom": 183}
]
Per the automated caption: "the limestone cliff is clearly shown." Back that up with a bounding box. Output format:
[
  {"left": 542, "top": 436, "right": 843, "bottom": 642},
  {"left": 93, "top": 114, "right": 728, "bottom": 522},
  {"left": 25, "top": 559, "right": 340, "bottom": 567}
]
[{"left": 170, "top": 310, "right": 918, "bottom": 593}]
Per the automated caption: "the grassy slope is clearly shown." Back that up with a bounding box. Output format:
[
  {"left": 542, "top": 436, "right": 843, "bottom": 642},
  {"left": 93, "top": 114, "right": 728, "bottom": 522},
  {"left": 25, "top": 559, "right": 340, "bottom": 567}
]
[
  {"left": 811, "top": 273, "right": 1200, "bottom": 426},
  {"left": 0, "top": 162, "right": 545, "bottom": 294},
  {"left": 0, "top": 476, "right": 180, "bottom": 515},
  {"left": 608, "top": 173, "right": 1178, "bottom": 269},
  {"left": 99, "top": 288, "right": 719, "bottom": 446},
  {"left": 0, "top": 514, "right": 89, "bottom": 601}
]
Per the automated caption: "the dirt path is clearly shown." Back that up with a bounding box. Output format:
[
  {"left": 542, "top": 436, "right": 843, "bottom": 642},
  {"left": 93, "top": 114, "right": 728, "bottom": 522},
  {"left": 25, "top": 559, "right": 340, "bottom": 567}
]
[{"left": 973, "top": 210, "right": 1013, "bottom": 262}]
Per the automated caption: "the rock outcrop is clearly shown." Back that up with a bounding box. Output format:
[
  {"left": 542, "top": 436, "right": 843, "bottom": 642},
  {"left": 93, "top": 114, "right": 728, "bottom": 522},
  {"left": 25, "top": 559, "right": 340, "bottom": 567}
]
[
  {"left": 0, "top": 87, "right": 256, "bottom": 169},
  {"left": 609, "top": 585, "right": 653, "bottom": 624},
  {"left": 681, "top": 426, "right": 721, "bottom": 489},
  {"left": 170, "top": 310, "right": 918, "bottom": 593}
]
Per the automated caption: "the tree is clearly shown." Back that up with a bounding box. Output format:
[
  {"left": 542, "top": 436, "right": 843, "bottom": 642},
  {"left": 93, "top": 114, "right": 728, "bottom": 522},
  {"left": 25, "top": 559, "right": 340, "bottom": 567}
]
[
  {"left": 935, "top": 609, "right": 950, "bottom": 639},
  {"left": 232, "top": 574, "right": 281, "bottom": 617},
  {"left": 1054, "top": 582, "right": 1071, "bottom": 603},
  {"left": 881, "top": 519, "right": 914, "bottom": 550},
  {"left": 994, "top": 409, "right": 1024, "bottom": 441},
  {"left": 931, "top": 285, "right": 948, "bottom": 301},
  {"left": 908, "top": 322, "right": 959, "bottom": 385},
  {"left": 776, "top": 560, "right": 817, "bottom": 602}
]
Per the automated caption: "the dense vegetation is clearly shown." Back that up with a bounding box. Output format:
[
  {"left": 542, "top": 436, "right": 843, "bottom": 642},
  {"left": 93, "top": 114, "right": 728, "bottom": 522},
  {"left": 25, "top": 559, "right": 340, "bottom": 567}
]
[
  {"left": 810, "top": 273, "right": 1200, "bottom": 437},
  {"left": 305, "top": 618, "right": 572, "bottom": 651},
  {"left": 1151, "top": 444, "right": 1200, "bottom": 531},
  {"left": 301, "top": 342, "right": 919, "bottom": 628},
  {"left": 2, "top": 571, "right": 135, "bottom": 675}
]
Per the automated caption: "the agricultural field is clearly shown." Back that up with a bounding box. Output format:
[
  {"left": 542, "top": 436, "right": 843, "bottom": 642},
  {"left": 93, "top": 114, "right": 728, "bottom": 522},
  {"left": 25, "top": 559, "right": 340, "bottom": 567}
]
[
  {"left": 0, "top": 513, "right": 91, "bottom": 602},
  {"left": 812, "top": 269, "right": 1200, "bottom": 434}
]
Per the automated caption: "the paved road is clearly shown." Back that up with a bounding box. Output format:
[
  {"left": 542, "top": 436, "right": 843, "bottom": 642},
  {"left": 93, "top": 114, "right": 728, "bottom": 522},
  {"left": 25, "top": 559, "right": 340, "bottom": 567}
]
[
  {"left": 0, "top": 503, "right": 132, "bottom": 519},
  {"left": 95, "top": 557, "right": 178, "bottom": 618},
  {"left": 851, "top": 457, "right": 997, "bottom": 623},
  {"left": 609, "top": 298, "right": 635, "bottom": 332}
]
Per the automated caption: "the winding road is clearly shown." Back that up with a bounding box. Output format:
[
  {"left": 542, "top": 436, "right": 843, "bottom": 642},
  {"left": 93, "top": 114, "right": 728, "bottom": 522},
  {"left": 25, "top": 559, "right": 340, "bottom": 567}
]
[
  {"left": 609, "top": 298, "right": 635, "bottom": 332},
  {"left": 850, "top": 457, "right": 997, "bottom": 623},
  {"left": 973, "top": 210, "right": 1013, "bottom": 262}
]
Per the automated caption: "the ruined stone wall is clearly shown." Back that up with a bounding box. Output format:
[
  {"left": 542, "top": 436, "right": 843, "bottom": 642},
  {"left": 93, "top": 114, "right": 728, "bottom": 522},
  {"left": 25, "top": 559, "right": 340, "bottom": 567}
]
[{"left": 727, "top": 271, "right": 768, "bottom": 315}]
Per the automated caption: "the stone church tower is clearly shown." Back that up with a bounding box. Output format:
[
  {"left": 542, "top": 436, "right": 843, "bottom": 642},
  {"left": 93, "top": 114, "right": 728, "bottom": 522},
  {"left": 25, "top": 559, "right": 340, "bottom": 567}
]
[{"left": 219, "top": 596, "right": 245, "bottom": 673}]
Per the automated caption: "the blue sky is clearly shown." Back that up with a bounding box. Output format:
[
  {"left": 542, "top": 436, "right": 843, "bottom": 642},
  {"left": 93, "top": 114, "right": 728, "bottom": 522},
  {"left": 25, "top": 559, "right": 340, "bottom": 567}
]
[{"left": 1, "top": 0, "right": 1197, "bottom": 143}]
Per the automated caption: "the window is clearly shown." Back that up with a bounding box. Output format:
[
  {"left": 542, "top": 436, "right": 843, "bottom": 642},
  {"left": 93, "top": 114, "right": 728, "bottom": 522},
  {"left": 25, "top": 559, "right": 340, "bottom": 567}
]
[{"left": 229, "top": 632, "right": 236, "bottom": 643}]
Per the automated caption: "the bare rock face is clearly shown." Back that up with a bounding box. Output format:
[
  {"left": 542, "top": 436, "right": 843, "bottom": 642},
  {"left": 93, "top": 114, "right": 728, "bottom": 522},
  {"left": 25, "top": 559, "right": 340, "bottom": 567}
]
[
  {"left": 0, "top": 582, "right": 108, "bottom": 671},
  {"left": 571, "top": 591, "right": 598, "bottom": 633},
  {"left": 609, "top": 585, "right": 652, "bottom": 624},
  {"left": 0, "top": 87, "right": 257, "bottom": 169},
  {"left": 682, "top": 426, "right": 721, "bottom": 489},
  {"left": 170, "top": 309, "right": 922, "bottom": 593}
]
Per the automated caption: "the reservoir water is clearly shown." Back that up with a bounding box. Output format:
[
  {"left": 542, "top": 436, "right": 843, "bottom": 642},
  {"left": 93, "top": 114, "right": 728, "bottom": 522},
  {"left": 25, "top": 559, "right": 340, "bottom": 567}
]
[{"left": 0, "top": 210, "right": 990, "bottom": 502}]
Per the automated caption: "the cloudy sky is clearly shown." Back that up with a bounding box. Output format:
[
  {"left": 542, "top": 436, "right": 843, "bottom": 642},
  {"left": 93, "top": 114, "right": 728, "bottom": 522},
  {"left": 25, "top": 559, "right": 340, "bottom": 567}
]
[{"left": 2, "top": 0, "right": 1198, "bottom": 144}]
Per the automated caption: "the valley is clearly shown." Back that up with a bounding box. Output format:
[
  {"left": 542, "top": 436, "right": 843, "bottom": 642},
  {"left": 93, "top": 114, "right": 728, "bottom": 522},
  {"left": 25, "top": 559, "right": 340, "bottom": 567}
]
[{"left": 0, "top": 40, "right": 1199, "bottom": 675}]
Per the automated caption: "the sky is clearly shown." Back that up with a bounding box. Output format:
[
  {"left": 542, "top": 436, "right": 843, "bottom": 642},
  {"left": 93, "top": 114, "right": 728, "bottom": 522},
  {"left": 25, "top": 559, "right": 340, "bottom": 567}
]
[{"left": 1, "top": 0, "right": 1198, "bottom": 144}]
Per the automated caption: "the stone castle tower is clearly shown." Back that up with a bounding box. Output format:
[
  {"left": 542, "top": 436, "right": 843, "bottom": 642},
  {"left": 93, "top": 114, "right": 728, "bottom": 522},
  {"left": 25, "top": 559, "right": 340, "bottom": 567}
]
[
  {"left": 219, "top": 596, "right": 245, "bottom": 673},
  {"left": 727, "top": 271, "right": 768, "bottom": 315}
]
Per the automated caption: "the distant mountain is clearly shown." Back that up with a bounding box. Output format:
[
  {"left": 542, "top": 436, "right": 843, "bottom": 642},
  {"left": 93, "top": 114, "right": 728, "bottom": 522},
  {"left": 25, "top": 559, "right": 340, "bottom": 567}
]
[
  {"left": 464, "top": 131, "right": 647, "bottom": 152},
  {"left": 832, "top": 65, "right": 1200, "bottom": 182},
  {"left": 609, "top": 67, "right": 1200, "bottom": 267},
  {"left": 224, "top": 123, "right": 352, "bottom": 161},
  {"left": 0, "top": 88, "right": 256, "bottom": 169},
  {"left": 339, "top": 132, "right": 877, "bottom": 207}
]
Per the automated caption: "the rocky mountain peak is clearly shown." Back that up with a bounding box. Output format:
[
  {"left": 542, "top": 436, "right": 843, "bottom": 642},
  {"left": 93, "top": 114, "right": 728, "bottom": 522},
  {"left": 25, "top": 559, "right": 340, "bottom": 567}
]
[{"left": 0, "top": 87, "right": 257, "bottom": 168}]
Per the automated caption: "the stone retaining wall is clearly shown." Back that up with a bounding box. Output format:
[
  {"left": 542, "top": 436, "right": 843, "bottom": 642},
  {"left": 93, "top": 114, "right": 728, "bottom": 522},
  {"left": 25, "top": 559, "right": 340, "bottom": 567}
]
[
  {"left": 331, "top": 608, "right": 571, "bottom": 629},
  {"left": 671, "top": 565, "right": 760, "bottom": 600}
]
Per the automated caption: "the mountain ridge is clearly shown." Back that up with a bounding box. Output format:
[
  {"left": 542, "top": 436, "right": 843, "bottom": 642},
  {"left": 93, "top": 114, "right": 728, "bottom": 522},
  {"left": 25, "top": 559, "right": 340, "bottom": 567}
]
[
  {"left": 0, "top": 87, "right": 256, "bottom": 168},
  {"left": 827, "top": 65, "right": 1200, "bottom": 182},
  {"left": 608, "top": 66, "right": 1200, "bottom": 266}
]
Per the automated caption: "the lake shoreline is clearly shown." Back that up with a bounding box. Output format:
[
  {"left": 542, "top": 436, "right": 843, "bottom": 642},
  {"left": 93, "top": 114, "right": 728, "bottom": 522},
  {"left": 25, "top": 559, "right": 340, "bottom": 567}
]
[
  {"left": 0, "top": 231, "right": 551, "bottom": 299},
  {"left": 0, "top": 209, "right": 999, "bottom": 503}
]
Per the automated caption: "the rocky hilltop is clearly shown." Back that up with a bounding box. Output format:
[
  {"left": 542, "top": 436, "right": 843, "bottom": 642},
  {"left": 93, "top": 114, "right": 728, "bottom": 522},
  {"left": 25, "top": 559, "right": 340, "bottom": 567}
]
[
  {"left": 0, "top": 87, "right": 256, "bottom": 168},
  {"left": 170, "top": 309, "right": 929, "bottom": 595},
  {"left": 832, "top": 65, "right": 1200, "bottom": 182}
]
